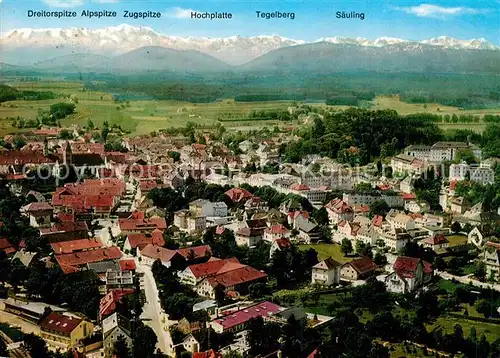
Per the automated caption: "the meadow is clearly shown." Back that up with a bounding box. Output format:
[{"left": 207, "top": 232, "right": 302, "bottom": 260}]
[{"left": 1, "top": 79, "right": 499, "bottom": 137}]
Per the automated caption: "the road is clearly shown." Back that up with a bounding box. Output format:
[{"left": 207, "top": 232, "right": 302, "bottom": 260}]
[
  {"left": 435, "top": 270, "right": 500, "bottom": 292},
  {"left": 136, "top": 260, "right": 174, "bottom": 357}
]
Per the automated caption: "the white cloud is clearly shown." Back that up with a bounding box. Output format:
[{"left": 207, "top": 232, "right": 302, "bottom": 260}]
[
  {"left": 395, "top": 4, "right": 484, "bottom": 18},
  {"left": 94, "top": 0, "right": 120, "bottom": 3},
  {"left": 166, "top": 7, "right": 197, "bottom": 19},
  {"left": 42, "top": 0, "right": 84, "bottom": 7}
]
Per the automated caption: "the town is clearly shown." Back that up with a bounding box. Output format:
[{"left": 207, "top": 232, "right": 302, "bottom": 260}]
[{"left": 0, "top": 108, "right": 499, "bottom": 358}]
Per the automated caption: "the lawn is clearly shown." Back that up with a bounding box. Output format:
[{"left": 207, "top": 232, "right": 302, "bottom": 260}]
[
  {"left": 446, "top": 234, "right": 468, "bottom": 247},
  {"left": 298, "top": 243, "right": 352, "bottom": 263},
  {"left": 426, "top": 316, "right": 500, "bottom": 342}
]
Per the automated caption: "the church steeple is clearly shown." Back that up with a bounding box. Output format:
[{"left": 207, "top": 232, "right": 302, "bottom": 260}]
[{"left": 63, "top": 140, "right": 73, "bottom": 165}]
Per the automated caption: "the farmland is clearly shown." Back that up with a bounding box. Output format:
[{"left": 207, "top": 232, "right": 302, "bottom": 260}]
[{"left": 1, "top": 80, "right": 500, "bottom": 137}]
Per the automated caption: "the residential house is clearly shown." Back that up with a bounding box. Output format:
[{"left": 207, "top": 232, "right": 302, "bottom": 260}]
[
  {"left": 325, "top": 198, "right": 354, "bottom": 225},
  {"left": 225, "top": 188, "right": 253, "bottom": 204},
  {"left": 450, "top": 197, "right": 469, "bottom": 214},
  {"left": 386, "top": 211, "right": 415, "bottom": 230},
  {"left": 123, "top": 230, "right": 165, "bottom": 253},
  {"left": 296, "top": 220, "right": 320, "bottom": 244},
  {"left": 379, "top": 228, "right": 411, "bottom": 252},
  {"left": 384, "top": 256, "right": 433, "bottom": 294},
  {"left": 421, "top": 235, "right": 449, "bottom": 251},
  {"left": 210, "top": 301, "right": 284, "bottom": 334},
  {"left": 311, "top": 257, "right": 342, "bottom": 286},
  {"left": 269, "top": 238, "right": 292, "bottom": 259},
  {"left": 235, "top": 227, "right": 263, "bottom": 247},
  {"left": 340, "top": 256, "right": 377, "bottom": 281},
  {"left": 50, "top": 238, "right": 103, "bottom": 254},
  {"left": 287, "top": 211, "right": 310, "bottom": 230},
  {"left": 102, "top": 312, "right": 132, "bottom": 358},
  {"left": 179, "top": 258, "right": 240, "bottom": 286},
  {"left": 399, "top": 176, "right": 415, "bottom": 194},
  {"left": 99, "top": 289, "right": 135, "bottom": 320},
  {"left": 22, "top": 202, "right": 53, "bottom": 228},
  {"left": 391, "top": 154, "right": 426, "bottom": 175},
  {"left": 483, "top": 242, "right": 500, "bottom": 281},
  {"left": 54, "top": 246, "right": 122, "bottom": 274},
  {"left": 263, "top": 224, "right": 290, "bottom": 243},
  {"left": 40, "top": 221, "right": 89, "bottom": 243},
  {"left": 174, "top": 209, "right": 206, "bottom": 234},
  {"left": 195, "top": 261, "right": 267, "bottom": 299},
  {"left": 139, "top": 244, "right": 212, "bottom": 268},
  {"left": 39, "top": 312, "right": 94, "bottom": 349},
  {"left": 118, "top": 212, "right": 167, "bottom": 235}
]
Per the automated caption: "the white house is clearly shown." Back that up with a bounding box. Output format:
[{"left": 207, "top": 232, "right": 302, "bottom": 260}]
[
  {"left": 384, "top": 256, "right": 432, "bottom": 294},
  {"left": 311, "top": 257, "right": 342, "bottom": 286},
  {"left": 263, "top": 224, "right": 290, "bottom": 243}
]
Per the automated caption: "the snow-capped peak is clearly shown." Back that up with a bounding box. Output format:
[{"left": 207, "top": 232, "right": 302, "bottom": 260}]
[{"left": 0, "top": 25, "right": 498, "bottom": 66}]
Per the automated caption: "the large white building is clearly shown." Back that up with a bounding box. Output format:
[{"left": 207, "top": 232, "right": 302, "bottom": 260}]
[
  {"left": 405, "top": 141, "right": 482, "bottom": 163},
  {"left": 449, "top": 162, "right": 494, "bottom": 185}
]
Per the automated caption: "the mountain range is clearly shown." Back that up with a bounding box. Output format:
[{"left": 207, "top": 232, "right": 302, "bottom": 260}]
[{"left": 0, "top": 24, "right": 498, "bottom": 66}]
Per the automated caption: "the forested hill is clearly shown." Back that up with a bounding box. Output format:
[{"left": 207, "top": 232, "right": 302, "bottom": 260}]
[{"left": 281, "top": 108, "right": 443, "bottom": 164}]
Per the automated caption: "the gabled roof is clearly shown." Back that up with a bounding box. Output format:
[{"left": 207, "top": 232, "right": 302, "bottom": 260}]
[
  {"left": 50, "top": 238, "right": 103, "bottom": 254},
  {"left": 23, "top": 202, "right": 53, "bottom": 212},
  {"left": 225, "top": 188, "right": 253, "bottom": 203},
  {"left": 212, "top": 301, "right": 283, "bottom": 330},
  {"left": 393, "top": 256, "right": 432, "bottom": 278},
  {"left": 423, "top": 235, "right": 449, "bottom": 245},
  {"left": 177, "top": 245, "right": 212, "bottom": 260},
  {"left": 140, "top": 244, "right": 180, "bottom": 263},
  {"left": 344, "top": 256, "right": 377, "bottom": 275},
  {"left": 206, "top": 265, "right": 267, "bottom": 289},
  {"left": 99, "top": 288, "right": 135, "bottom": 319},
  {"left": 187, "top": 258, "right": 238, "bottom": 279},
  {"left": 119, "top": 259, "right": 136, "bottom": 271},
  {"left": 274, "top": 238, "right": 292, "bottom": 250},
  {"left": 265, "top": 224, "right": 289, "bottom": 235},
  {"left": 325, "top": 198, "right": 352, "bottom": 214},
  {"left": 313, "top": 257, "right": 342, "bottom": 270},
  {"left": 55, "top": 246, "right": 122, "bottom": 274},
  {"left": 40, "top": 312, "right": 82, "bottom": 335},
  {"left": 0, "top": 238, "right": 16, "bottom": 254}
]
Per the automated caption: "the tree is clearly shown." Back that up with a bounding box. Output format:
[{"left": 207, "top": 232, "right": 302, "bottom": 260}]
[
  {"left": 369, "top": 200, "right": 390, "bottom": 218},
  {"left": 168, "top": 151, "right": 181, "bottom": 162},
  {"left": 23, "top": 333, "right": 51, "bottom": 358},
  {"left": 341, "top": 238, "right": 353, "bottom": 256},
  {"left": 355, "top": 240, "right": 366, "bottom": 255},
  {"left": 312, "top": 207, "right": 329, "bottom": 226},
  {"left": 373, "top": 252, "right": 387, "bottom": 266},
  {"left": 0, "top": 339, "right": 7, "bottom": 357},
  {"left": 134, "top": 323, "right": 158, "bottom": 358},
  {"left": 114, "top": 335, "right": 131, "bottom": 358},
  {"left": 451, "top": 221, "right": 462, "bottom": 234},
  {"left": 473, "top": 261, "right": 487, "bottom": 281},
  {"left": 87, "top": 119, "right": 95, "bottom": 130}
]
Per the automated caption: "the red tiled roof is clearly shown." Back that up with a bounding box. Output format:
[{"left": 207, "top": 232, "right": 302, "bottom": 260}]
[
  {"left": 177, "top": 245, "right": 212, "bottom": 260},
  {"left": 288, "top": 211, "right": 309, "bottom": 220},
  {"left": 55, "top": 246, "right": 122, "bottom": 274},
  {"left": 393, "top": 256, "right": 433, "bottom": 278},
  {"left": 345, "top": 256, "right": 377, "bottom": 275},
  {"left": 423, "top": 235, "right": 449, "bottom": 245},
  {"left": 265, "top": 224, "right": 289, "bottom": 235},
  {"left": 139, "top": 180, "right": 159, "bottom": 192},
  {"left": 213, "top": 301, "right": 282, "bottom": 330},
  {"left": 23, "top": 202, "right": 53, "bottom": 212},
  {"left": 50, "top": 238, "right": 103, "bottom": 254},
  {"left": 40, "top": 312, "right": 82, "bottom": 335},
  {"left": 206, "top": 265, "right": 267, "bottom": 289},
  {"left": 0, "top": 239, "right": 16, "bottom": 254},
  {"left": 402, "top": 193, "right": 417, "bottom": 200},
  {"left": 119, "top": 217, "right": 167, "bottom": 232},
  {"left": 140, "top": 244, "right": 180, "bottom": 263},
  {"left": 236, "top": 227, "right": 263, "bottom": 237},
  {"left": 119, "top": 259, "right": 136, "bottom": 271},
  {"left": 325, "top": 198, "right": 352, "bottom": 214},
  {"left": 274, "top": 238, "right": 292, "bottom": 250},
  {"left": 0, "top": 151, "right": 55, "bottom": 166},
  {"left": 192, "top": 350, "right": 222, "bottom": 358},
  {"left": 40, "top": 221, "right": 88, "bottom": 235},
  {"left": 188, "top": 258, "right": 238, "bottom": 279},
  {"left": 371, "top": 215, "right": 384, "bottom": 227},
  {"left": 215, "top": 225, "right": 225, "bottom": 235},
  {"left": 56, "top": 213, "right": 75, "bottom": 222},
  {"left": 449, "top": 180, "right": 458, "bottom": 191},
  {"left": 225, "top": 188, "right": 253, "bottom": 203},
  {"left": 126, "top": 233, "right": 165, "bottom": 250},
  {"left": 99, "top": 288, "right": 135, "bottom": 319},
  {"left": 290, "top": 183, "right": 310, "bottom": 191}
]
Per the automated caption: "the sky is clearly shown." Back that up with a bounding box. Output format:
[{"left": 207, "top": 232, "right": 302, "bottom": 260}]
[{"left": 0, "top": 0, "right": 499, "bottom": 44}]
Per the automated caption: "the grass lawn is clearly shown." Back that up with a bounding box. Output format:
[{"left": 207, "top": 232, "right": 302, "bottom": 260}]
[
  {"left": 438, "top": 278, "right": 458, "bottom": 293},
  {"left": 426, "top": 316, "right": 500, "bottom": 342},
  {"left": 446, "top": 234, "right": 468, "bottom": 247},
  {"left": 298, "top": 243, "right": 352, "bottom": 263}
]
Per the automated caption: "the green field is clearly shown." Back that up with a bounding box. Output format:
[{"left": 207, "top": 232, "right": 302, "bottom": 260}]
[
  {"left": 1, "top": 81, "right": 500, "bottom": 137},
  {"left": 426, "top": 316, "right": 500, "bottom": 342},
  {"left": 446, "top": 235, "right": 469, "bottom": 247},
  {"left": 298, "top": 243, "right": 352, "bottom": 263}
]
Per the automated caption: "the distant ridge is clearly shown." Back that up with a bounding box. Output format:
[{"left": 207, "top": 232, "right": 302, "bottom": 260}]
[{"left": 0, "top": 24, "right": 497, "bottom": 66}]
